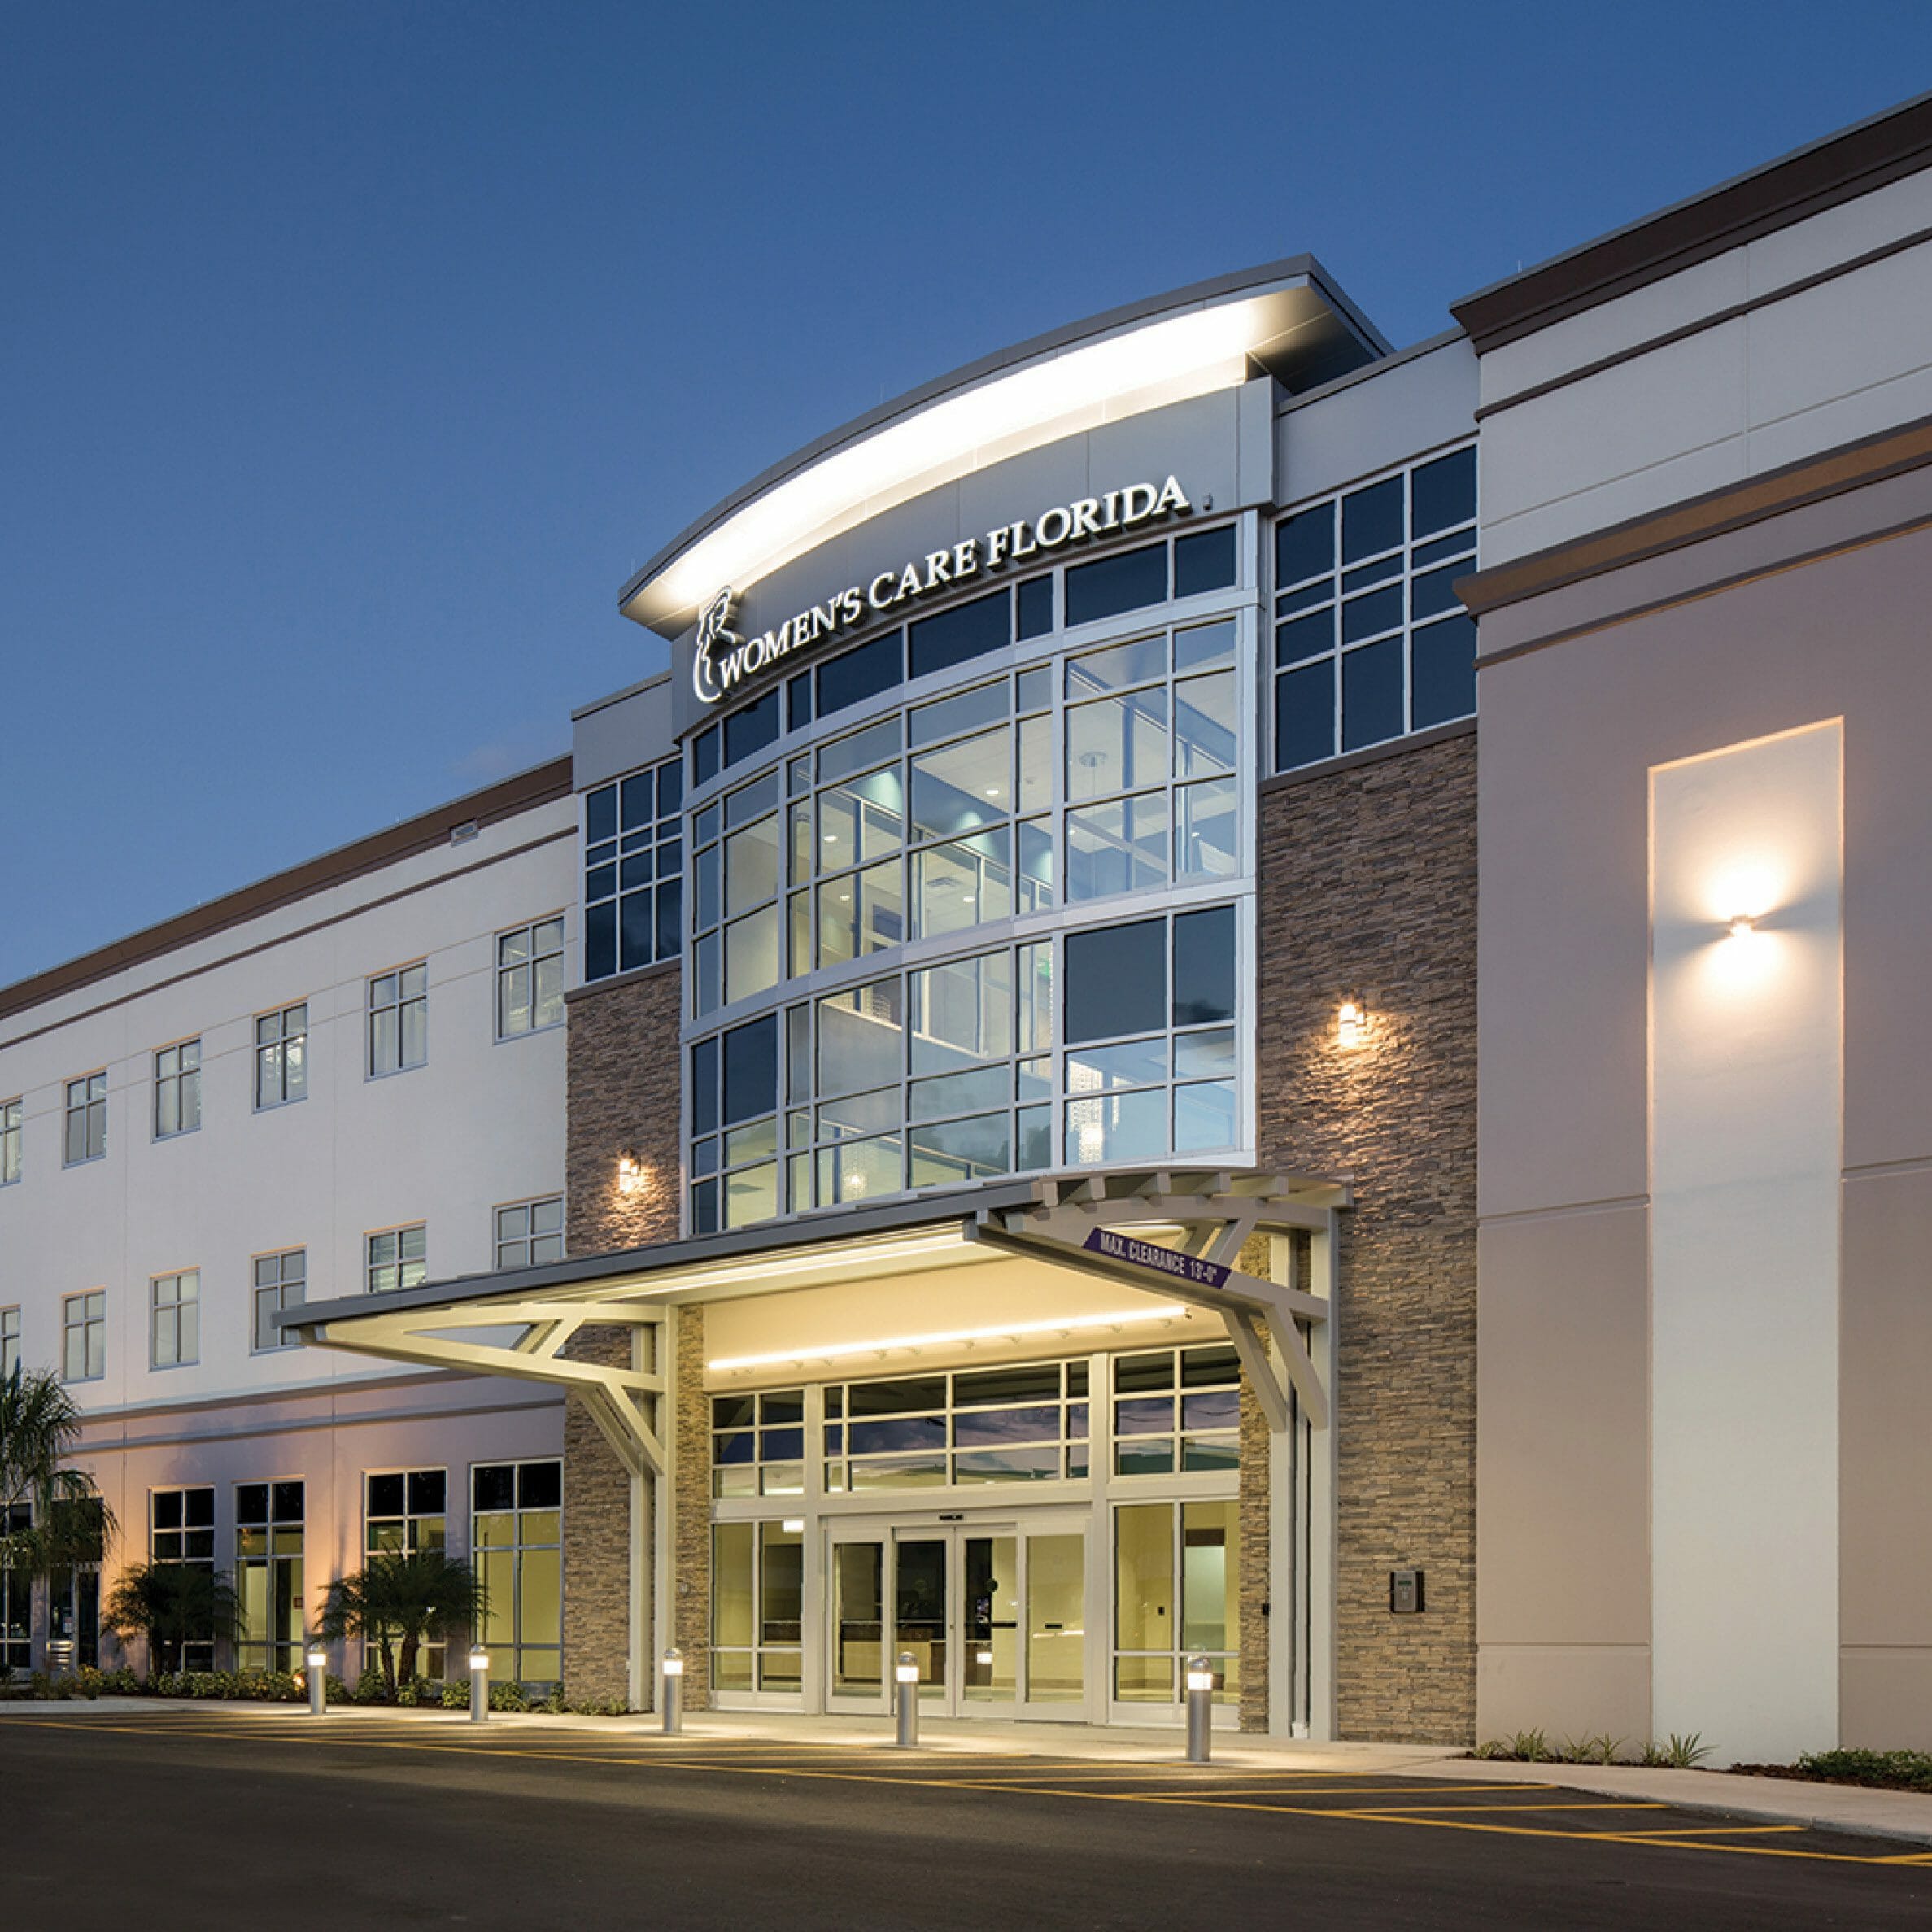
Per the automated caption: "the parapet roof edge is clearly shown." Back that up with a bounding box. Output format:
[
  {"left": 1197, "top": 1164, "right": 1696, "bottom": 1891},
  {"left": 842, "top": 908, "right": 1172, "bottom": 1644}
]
[
  {"left": 0, "top": 756, "right": 574, "bottom": 1027},
  {"left": 1452, "top": 89, "right": 1932, "bottom": 352},
  {"left": 616, "top": 254, "right": 1389, "bottom": 615},
  {"left": 570, "top": 666, "right": 672, "bottom": 725},
  {"left": 1272, "top": 324, "right": 1469, "bottom": 416}
]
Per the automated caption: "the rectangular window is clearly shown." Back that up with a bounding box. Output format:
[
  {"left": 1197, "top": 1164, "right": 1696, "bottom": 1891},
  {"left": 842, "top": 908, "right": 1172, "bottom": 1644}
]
[
  {"left": 149, "top": 1270, "right": 200, "bottom": 1369},
  {"left": 368, "top": 963, "right": 428, "bottom": 1076},
  {"left": 497, "top": 918, "right": 565, "bottom": 1037},
  {"left": 583, "top": 757, "right": 683, "bottom": 983},
  {"left": 0, "top": 1306, "right": 19, "bottom": 1379},
  {"left": 63, "top": 1072, "right": 106, "bottom": 1166},
  {"left": 255, "top": 1004, "right": 307, "bottom": 1110},
  {"left": 1113, "top": 1495, "right": 1239, "bottom": 1707},
  {"left": 365, "top": 1469, "right": 449, "bottom": 1678},
  {"left": 709, "top": 1519, "right": 803, "bottom": 1693},
  {"left": 494, "top": 1197, "right": 564, "bottom": 1271},
  {"left": 61, "top": 1291, "right": 104, "bottom": 1383},
  {"left": 365, "top": 1224, "right": 426, "bottom": 1296},
  {"left": 252, "top": 1249, "right": 306, "bottom": 1353},
  {"left": 473, "top": 1460, "right": 561, "bottom": 1686},
  {"left": 150, "top": 1486, "right": 218, "bottom": 1671},
  {"left": 1271, "top": 444, "right": 1476, "bottom": 772},
  {"left": 153, "top": 1040, "right": 202, "bottom": 1140},
  {"left": 0, "top": 1097, "right": 20, "bottom": 1184},
  {"left": 236, "top": 1481, "right": 304, "bottom": 1673}
]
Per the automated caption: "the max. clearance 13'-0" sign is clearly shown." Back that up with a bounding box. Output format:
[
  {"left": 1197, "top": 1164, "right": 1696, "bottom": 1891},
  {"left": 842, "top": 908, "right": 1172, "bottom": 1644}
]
[{"left": 691, "top": 475, "right": 1193, "bottom": 706}]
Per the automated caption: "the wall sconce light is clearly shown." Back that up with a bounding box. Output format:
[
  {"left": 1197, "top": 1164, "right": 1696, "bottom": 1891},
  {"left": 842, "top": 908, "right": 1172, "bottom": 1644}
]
[
  {"left": 1337, "top": 999, "right": 1366, "bottom": 1048},
  {"left": 617, "top": 1151, "right": 645, "bottom": 1194},
  {"left": 1726, "top": 914, "right": 1758, "bottom": 940}
]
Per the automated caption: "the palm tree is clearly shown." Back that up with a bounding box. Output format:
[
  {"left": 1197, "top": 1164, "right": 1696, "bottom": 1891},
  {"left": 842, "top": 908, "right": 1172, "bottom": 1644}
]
[
  {"left": 0, "top": 1366, "right": 112, "bottom": 1609},
  {"left": 317, "top": 1549, "right": 482, "bottom": 1697},
  {"left": 102, "top": 1562, "right": 239, "bottom": 1673}
]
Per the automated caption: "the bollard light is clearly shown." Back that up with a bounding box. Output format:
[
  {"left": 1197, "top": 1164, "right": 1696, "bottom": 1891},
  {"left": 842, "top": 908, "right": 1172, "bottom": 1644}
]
[
  {"left": 469, "top": 1646, "right": 491, "bottom": 1724},
  {"left": 661, "top": 1646, "right": 685, "bottom": 1735},
  {"left": 894, "top": 1651, "right": 919, "bottom": 1749},
  {"left": 1184, "top": 1654, "right": 1213, "bottom": 1764},
  {"left": 307, "top": 1646, "right": 329, "bottom": 1718}
]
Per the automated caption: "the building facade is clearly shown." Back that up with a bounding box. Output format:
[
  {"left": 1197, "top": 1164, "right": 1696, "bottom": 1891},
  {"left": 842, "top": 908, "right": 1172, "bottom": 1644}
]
[
  {"left": 0, "top": 764, "right": 574, "bottom": 1685},
  {"left": 12, "top": 92, "right": 1932, "bottom": 1760}
]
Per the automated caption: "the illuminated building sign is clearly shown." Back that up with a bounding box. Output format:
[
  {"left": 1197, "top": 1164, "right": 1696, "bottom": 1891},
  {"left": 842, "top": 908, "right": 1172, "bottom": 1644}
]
[{"left": 692, "top": 475, "right": 1192, "bottom": 705}]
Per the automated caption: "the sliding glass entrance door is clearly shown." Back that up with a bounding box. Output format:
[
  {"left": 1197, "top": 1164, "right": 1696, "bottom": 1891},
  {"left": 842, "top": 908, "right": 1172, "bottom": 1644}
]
[{"left": 826, "top": 1516, "right": 1088, "bottom": 1718}]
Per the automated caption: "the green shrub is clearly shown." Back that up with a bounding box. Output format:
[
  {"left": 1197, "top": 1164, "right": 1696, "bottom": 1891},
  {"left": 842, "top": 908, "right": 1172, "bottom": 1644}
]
[{"left": 1795, "top": 1748, "right": 1932, "bottom": 1792}]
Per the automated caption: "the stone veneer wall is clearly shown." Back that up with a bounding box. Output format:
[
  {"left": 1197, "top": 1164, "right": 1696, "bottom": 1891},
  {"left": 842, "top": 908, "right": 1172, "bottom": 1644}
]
[
  {"left": 1254, "top": 729, "right": 1478, "bottom": 1743},
  {"left": 561, "top": 963, "right": 682, "bottom": 1707}
]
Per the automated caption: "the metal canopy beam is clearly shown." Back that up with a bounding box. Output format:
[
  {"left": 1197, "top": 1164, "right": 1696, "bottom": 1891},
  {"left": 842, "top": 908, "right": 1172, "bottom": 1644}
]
[
  {"left": 966, "top": 1177, "right": 1336, "bottom": 1433},
  {"left": 309, "top": 1301, "right": 667, "bottom": 1479}
]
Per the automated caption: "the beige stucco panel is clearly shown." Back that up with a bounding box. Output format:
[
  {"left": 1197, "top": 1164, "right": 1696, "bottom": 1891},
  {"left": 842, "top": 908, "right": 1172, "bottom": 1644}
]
[
  {"left": 1842, "top": 1650, "right": 1932, "bottom": 1753},
  {"left": 1841, "top": 1167, "right": 1932, "bottom": 1650},
  {"left": 1476, "top": 1646, "right": 1651, "bottom": 1747},
  {"left": 1476, "top": 1203, "right": 1649, "bottom": 1647},
  {"left": 1482, "top": 517, "right": 1932, "bottom": 1217}
]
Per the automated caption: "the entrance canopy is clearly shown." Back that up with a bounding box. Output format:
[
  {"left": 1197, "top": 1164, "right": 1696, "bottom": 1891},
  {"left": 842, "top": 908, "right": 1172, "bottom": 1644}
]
[{"left": 283, "top": 1167, "right": 1346, "bottom": 1481}]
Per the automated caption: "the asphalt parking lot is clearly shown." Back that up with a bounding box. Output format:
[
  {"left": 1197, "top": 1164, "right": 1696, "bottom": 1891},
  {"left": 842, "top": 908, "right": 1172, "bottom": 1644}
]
[{"left": 2, "top": 1705, "right": 1927, "bottom": 1929}]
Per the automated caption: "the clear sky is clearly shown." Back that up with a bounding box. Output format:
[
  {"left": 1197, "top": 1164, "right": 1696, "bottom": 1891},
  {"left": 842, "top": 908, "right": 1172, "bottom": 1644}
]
[{"left": 4, "top": 1, "right": 1930, "bottom": 988}]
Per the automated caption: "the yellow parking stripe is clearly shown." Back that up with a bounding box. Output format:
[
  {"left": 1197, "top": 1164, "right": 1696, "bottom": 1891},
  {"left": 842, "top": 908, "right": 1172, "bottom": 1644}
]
[{"left": 12, "top": 1713, "right": 1925, "bottom": 1870}]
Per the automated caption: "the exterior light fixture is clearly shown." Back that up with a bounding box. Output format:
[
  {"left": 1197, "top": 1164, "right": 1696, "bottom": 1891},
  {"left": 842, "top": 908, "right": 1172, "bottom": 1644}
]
[
  {"left": 307, "top": 1644, "right": 329, "bottom": 1717},
  {"left": 1337, "top": 999, "right": 1366, "bottom": 1047},
  {"left": 895, "top": 1651, "right": 920, "bottom": 1747},
  {"left": 469, "top": 1646, "right": 491, "bottom": 1724},
  {"left": 1727, "top": 914, "right": 1758, "bottom": 940},
  {"left": 617, "top": 1152, "right": 644, "bottom": 1194},
  {"left": 661, "top": 1646, "right": 685, "bottom": 1734},
  {"left": 1185, "top": 1654, "right": 1214, "bottom": 1764}
]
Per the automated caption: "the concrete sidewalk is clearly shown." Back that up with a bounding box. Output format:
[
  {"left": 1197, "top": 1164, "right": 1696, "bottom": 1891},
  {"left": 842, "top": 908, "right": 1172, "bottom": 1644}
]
[{"left": 8, "top": 1696, "right": 1932, "bottom": 1847}]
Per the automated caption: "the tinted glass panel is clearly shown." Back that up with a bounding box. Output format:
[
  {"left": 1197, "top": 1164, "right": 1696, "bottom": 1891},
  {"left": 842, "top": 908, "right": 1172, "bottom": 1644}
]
[
  {"left": 818, "top": 631, "right": 901, "bottom": 717},
  {"left": 1275, "top": 505, "right": 1332, "bottom": 587},
  {"left": 1411, "top": 446, "right": 1476, "bottom": 537},
  {"left": 908, "top": 590, "right": 1010, "bottom": 681},
  {"left": 584, "top": 901, "right": 617, "bottom": 982},
  {"left": 787, "top": 669, "right": 814, "bottom": 732},
  {"left": 1063, "top": 543, "right": 1167, "bottom": 626},
  {"left": 1274, "top": 659, "right": 1335, "bottom": 770},
  {"left": 585, "top": 787, "right": 617, "bottom": 844},
  {"left": 693, "top": 725, "right": 721, "bottom": 788},
  {"left": 1341, "top": 638, "right": 1404, "bottom": 751},
  {"left": 366, "top": 1473, "right": 405, "bottom": 1516},
  {"left": 723, "top": 687, "right": 781, "bottom": 767},
  {"left": 1341, "top": 476, "right": 1402, "bottom": 562},
  {"left": 473, "top": 1465, "right": 514, "bottom": 1512},
  {"left": 1064, "top": 918, "right": 1164, "bottom": 1043},
  {"left": 1411, "top": 561, "right": 1464, "bottom": 623},
  {"left": 722, "top": 1015, "right": 777, "bottom": 1126},
  {"left": 1341, "top": 584, "right": 1402, "bottom": 643},
  {"left": 1275, "top": 607, "right": 1332, "bottom": 666},
  {"left": 1173, "top": 907, "right": 1236, "bottom": 1025},
  {"left": 1016, "top": 575, "right": 1053, "bottom": 640},
  {"left": 691, "top": 1036, "right": 719, "bottom": 1136},
  {"left": 1173, "top": 526, "right": 1236, "bottom": 596},
  {"left": 1411, "top": 613, "right": 1476, "bottom": 728}
]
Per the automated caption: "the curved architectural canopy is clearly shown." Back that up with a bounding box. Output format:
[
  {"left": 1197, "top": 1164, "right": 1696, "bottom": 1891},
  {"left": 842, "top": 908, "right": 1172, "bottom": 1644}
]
[{"left": 620, "top": 260, "right": 1382, "bottom": 638}]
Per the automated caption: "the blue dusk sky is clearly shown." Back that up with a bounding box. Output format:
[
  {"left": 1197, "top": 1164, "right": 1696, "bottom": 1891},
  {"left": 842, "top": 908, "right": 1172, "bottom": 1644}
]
[{"left": 4, "top": 2, "right": 1930, "bottom": 988}]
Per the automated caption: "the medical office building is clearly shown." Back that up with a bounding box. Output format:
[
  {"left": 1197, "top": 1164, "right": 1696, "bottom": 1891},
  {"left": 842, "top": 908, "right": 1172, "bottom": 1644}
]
[{"left": 11, "top": 93, "right": 1932, "bottom": 1763}]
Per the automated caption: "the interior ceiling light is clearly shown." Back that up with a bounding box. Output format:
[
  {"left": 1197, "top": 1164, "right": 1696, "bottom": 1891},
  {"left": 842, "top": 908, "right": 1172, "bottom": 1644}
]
[
  {"left": 626, "top": 294, "right": 1304, "bottom": 633},
  {"left": 709, "top": 1302, "right": 1188, "bottom": 1373}
]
